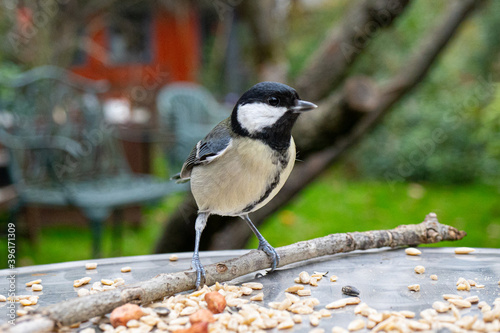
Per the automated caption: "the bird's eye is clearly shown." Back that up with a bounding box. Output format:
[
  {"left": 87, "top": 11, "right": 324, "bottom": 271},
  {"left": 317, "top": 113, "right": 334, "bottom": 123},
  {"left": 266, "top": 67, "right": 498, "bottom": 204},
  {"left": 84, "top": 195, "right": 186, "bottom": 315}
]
[{"left": 268, "top": 96, "right": 280, "bottom": 106}]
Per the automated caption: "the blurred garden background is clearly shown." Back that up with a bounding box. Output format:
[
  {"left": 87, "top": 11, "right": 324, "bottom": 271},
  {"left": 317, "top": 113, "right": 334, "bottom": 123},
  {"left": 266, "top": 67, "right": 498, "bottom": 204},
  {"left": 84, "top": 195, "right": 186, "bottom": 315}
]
[{"left": 0, "top": 0, "right": 499, "bottom": 267}]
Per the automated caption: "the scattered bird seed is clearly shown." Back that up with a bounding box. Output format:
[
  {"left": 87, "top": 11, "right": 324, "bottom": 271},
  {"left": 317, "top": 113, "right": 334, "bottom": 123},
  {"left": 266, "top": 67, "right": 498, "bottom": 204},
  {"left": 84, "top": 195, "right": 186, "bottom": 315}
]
[
  {"left": 77, "top": 288, "right": 90, "bottom": 297},
  {"left": 330, "top": 275, "right": 338, "bottom": 282},
  {"left": 325, "top": 297, "right": 361, "bottom": 309},
  {"left": 101, "top": 279, "right": 114, "bottom": 286},
  {"left": 319, "top": 309, "right": 331, "bottom": 317},
  {"left": 465, "top": 295, "right": 479, "bottom": 304},
  {"left": 310, "top": 328, "right": 325, "bottom": 333},
  {"left": 342, "top": 285, "right": 360, "bottom": 296},
  {"left": 126, "top": 319, "right": 140, "bottom": 328},
  {"left": 20, "top": 299, "right": 32, "bottom": 306},
  {"left": 31, "top": 284, "right": 43, "bottom": 291},
  {"left": 169, "top": 254, "right": 178, "bottom": 261},
  {"left": 332, "top": 326, "right": 349, "bottom": 333},
  {"left": 347, "top": 318, "right": 365, "bottom": 331},
  {"left": 25, "top": 279, "right": 42, "bottom": 287},
  {"left": 443, "top": 294, "right": 463, "bottom": 300},
  {"left": 152, "top": 306, "right": 170, "bottom": 316},
  {"left": 240, "top": 286, "right": 253, "bottom": 295},
  {"left": 120, "top": 266, "right": 131, "bottom": 273},
  {"left": 73, "top": 277, "right": 92, "bottom": 288},
  {"left": 405, "top": 247, "right": 421, "bottom": 256},
  {"left": 432, "top": 301, "right": 450, "bottom": 313},
  {"left": 297, "top": 289, "right": 311, "bottom": 296},
  {"left": 448, "top": 298, "right": 472, "bottom": 308},
  {"left": 454, "top": 247, "right": 475, "bottom": 254},
  {"left": 85, "top": 263, "right": 97, "bottom": 270},
  {"left": 241, "top": 282, "right": 263, "bottom": 290},
  {"left": 285, "top": 285, "right": 304, "bottom": 293},
  {"left": 414, "top": 265, "right": 425, "bottom": 274},
  {"left": 408, "top": 284, "right": 420, "bottom": 292},
  {"left": 277, "top": 319, "right": 294, "bottom": 330},
  {"left": 299, "top": 271, "right": 311, "bottom": 284},
  {"left": 16, "top": 309, "right": 28, "bottom": 317},
  {"left": 430, "top": 274, "right": 438, "bottom": 280}
]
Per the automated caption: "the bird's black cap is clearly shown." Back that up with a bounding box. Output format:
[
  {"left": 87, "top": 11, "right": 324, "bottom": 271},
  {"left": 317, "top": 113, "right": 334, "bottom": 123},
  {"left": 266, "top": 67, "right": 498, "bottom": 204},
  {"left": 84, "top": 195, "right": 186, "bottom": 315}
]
[
  {"left": 231, "top": 82, "right": 316, "bottom": 151},
  {"left": 235, "top": 81, "right": 300, "bottom": 110}
]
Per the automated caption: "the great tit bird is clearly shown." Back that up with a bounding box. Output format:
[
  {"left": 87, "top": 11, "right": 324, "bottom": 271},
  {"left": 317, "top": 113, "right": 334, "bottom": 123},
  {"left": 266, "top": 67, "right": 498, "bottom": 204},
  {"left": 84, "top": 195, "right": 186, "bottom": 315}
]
[{"left": 176, "top": 81, "right": 317, "bottom": 289}]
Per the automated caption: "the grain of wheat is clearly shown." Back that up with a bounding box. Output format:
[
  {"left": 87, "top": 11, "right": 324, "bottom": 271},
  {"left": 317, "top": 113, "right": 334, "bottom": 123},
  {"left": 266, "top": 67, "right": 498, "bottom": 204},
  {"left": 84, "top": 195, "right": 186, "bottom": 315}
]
[
  {"left": 299, "top": 271, "right": 310, "bottom": 284},
  {"left": 242, "top": 282, "right": 263, "bottom": 290},
  {"left": 285, "top": 285, "right": 304, "bottom": 293},
  {"left": 407, "top": 284, "right": 420, "bottom": 292},
  {"left": 347, "top": 318, "right": 365, "bottom": 331},
  {"left": 405, "top": 247, "right": 421, "bottom": 256},
  {"left": 454, "top": 247, "right": 475, "bottom": 254},
  {"left": 85, "top": 263, "right": 97, "bottom": 270},
  {"left": 25, "top": 279, "right": 42, "bottom": 287},
  {"left": 31, "top": 284, "right": 43, "bottom": 292},
  {"left": 414, "top": 265, "right": 425, "bottom": 274}
]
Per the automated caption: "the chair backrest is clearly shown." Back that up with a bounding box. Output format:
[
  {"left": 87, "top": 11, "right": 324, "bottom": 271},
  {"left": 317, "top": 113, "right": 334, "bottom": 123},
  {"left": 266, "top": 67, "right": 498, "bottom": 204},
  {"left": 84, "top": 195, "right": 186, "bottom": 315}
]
[
  {"left": 156, "top": 82, "right": 229, "bottom": 171},
  {"left": 0, "top": 66, "right": 130, "bottom": 189}
]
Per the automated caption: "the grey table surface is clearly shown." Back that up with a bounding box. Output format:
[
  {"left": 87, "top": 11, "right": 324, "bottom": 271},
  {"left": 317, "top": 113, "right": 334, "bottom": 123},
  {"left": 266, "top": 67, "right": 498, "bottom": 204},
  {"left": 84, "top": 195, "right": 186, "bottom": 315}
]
[{"left": 1, "top": 247, "right": 499, "bottom": 331}]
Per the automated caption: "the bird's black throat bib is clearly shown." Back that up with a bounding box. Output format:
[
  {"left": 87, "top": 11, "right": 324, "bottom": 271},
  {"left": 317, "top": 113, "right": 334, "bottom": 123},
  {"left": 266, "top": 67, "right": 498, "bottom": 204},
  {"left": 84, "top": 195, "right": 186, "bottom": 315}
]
[{"left": 231, "top": 111, "right": 298, "bottom": 153}]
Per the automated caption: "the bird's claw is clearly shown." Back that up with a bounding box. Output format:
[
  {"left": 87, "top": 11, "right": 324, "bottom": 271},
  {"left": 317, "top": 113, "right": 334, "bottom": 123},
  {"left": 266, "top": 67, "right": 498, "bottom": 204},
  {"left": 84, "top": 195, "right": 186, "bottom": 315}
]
[
  {"left": 258, "top": 240, "right": 280, "bottom": 272},
  {"left": 191, "top": 255, "right": 206, "bottom": 290}
]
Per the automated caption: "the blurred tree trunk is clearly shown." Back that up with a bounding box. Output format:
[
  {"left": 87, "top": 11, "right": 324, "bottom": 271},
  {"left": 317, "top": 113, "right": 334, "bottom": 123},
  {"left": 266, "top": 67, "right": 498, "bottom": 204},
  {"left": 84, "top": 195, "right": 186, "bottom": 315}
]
[
  {"left": 237, "top": 0, "right": 289, "bottom": 82},
  {"left": 154, "top": 0, "right": 483, "bottom": 254}
]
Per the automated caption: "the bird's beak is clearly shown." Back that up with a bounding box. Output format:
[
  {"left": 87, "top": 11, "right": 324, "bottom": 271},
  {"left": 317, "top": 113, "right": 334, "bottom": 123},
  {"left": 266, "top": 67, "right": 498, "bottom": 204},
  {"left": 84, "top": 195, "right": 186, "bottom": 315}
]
[{"left": 290, "top": 99, "right": 318, "bottom": 113}]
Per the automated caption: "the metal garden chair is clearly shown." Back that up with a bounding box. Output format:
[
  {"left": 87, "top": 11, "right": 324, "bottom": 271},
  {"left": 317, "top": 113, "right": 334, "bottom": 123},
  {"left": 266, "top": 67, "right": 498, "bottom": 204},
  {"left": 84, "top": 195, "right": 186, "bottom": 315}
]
[
  {"left": 156, "top": 82, "right": 230, "bottom": 174},
  {"left": 0, "top": 66, "right": 186, "bottom": 258}
]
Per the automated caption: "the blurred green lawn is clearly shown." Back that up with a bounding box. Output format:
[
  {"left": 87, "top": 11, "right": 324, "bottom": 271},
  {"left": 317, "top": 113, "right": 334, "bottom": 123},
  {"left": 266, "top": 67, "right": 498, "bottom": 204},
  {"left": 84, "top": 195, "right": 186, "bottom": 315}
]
[
  {"left": 248, "top": 167, "right": 500, "bottom": 250},
  {"left": 6, "top": 166, "right": 499, "bottom": 267}
]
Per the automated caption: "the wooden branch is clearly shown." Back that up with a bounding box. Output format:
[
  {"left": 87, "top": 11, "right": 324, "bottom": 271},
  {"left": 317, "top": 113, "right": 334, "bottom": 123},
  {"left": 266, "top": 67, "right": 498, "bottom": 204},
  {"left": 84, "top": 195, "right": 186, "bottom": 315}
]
[
  {"left": 295, "top": 0, "right": 411, "bottom": 102},
  {"left": 6, "top": 214, "right": 465, "bottom": 332},
  {"left": 237, "top": 0, "right": 288, "bottom": 82}
]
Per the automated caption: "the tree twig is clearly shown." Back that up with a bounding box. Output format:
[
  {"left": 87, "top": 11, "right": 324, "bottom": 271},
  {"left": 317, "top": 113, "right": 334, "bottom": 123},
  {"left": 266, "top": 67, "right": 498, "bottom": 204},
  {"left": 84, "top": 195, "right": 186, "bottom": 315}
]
[
  {"left": 7, "top": 214, "right": 465, "bottom": 332},
  {"left": 295, "top": 0, "right": 411, "bottom": 102}
]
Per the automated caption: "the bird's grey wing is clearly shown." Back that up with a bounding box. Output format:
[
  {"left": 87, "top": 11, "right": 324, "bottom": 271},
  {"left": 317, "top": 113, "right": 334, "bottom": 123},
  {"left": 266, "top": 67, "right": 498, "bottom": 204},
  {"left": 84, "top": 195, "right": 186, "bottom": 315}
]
[{"left": 178, "top": 120, "right": 232, "bottom": 180}]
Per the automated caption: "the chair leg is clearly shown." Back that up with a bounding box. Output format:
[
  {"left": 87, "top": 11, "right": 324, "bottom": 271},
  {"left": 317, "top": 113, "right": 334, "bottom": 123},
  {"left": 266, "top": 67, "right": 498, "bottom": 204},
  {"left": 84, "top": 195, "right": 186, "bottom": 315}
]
[
  {"left": 25, "top": 206, "right": 41, "bottom": 244},
  {"left": 6, "top": 201, "right": 22, "bottom": 256},
  {"left": 111, "top": 209, "right": 124, "bottom": 257},
  {"left": 83, "top": 208, "right": 111, "bottom": 259},
  {"left": 89, "top": 217, "right": 104, "bottom": 259}
]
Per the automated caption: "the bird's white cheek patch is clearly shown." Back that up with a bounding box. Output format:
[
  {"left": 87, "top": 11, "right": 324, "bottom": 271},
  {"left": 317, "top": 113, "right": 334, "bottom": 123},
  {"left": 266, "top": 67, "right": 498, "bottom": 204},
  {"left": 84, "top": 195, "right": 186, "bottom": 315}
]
[{"left": 237, "top": 103, "right": 287, "bottom": 134}]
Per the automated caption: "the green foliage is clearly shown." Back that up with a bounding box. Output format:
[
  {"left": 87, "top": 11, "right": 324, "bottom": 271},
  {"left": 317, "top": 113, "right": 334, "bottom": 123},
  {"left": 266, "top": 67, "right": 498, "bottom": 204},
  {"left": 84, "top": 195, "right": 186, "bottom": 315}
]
[
  {"left": 284, "top": 1, "right": 500, "bottom": 185},
  {"left": 344, "top": 1, "right": 500, "bottom": 185}
]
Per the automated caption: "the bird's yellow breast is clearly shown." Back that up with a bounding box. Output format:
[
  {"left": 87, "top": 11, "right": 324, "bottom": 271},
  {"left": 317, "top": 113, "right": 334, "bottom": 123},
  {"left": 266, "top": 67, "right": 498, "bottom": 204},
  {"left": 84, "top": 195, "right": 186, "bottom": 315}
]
[{"left": 190, "top": 137, "right": 295, "bottom": 216}]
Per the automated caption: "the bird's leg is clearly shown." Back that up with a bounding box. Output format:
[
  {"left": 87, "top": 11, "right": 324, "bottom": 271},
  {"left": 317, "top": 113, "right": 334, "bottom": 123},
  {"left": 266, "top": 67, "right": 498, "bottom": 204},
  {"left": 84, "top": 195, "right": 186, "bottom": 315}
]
[
  {"left": 241, "top": 214, "right": 280, "bottom": 272},
  {"left": 192, "top": 212, "right": 209, "bottom": 289}
]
